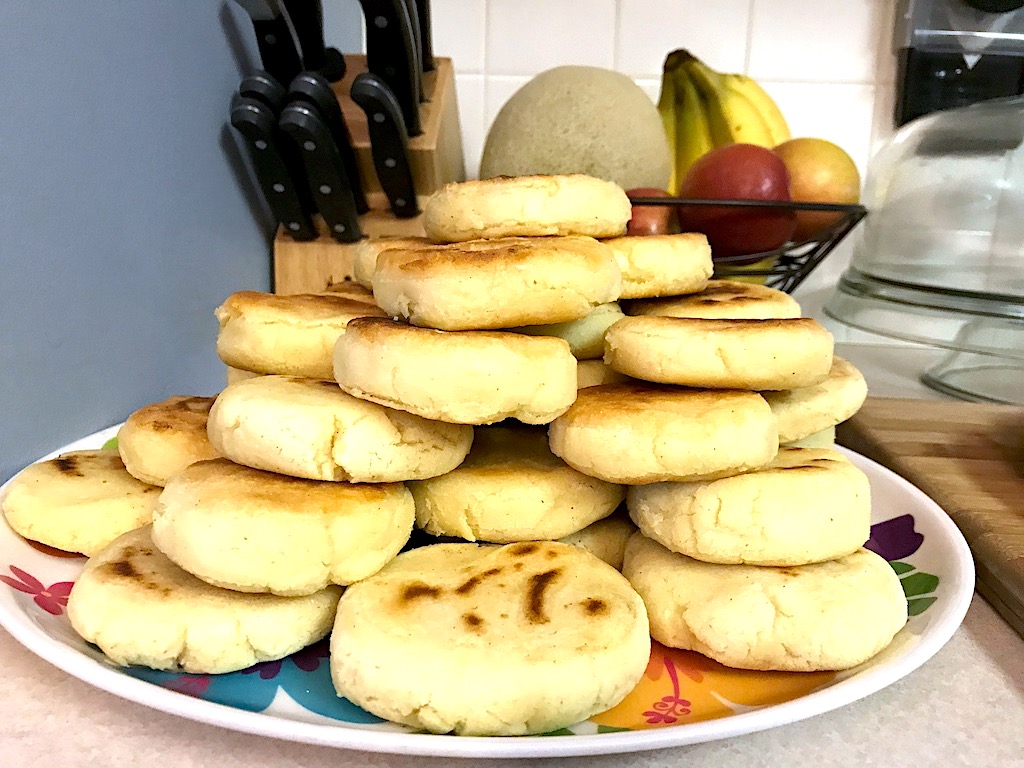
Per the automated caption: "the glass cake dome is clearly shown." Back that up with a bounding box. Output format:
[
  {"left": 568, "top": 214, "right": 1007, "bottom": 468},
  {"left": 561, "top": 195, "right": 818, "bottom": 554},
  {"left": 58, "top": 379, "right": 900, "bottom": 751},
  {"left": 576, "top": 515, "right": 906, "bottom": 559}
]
[{"left": 824, "top": 94, "right": 1024, "bottom": 404}]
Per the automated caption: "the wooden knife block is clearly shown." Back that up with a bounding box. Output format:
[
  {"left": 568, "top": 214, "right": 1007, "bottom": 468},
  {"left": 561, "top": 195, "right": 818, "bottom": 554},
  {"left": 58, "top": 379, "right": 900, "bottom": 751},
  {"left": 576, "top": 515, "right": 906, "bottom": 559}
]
[{"left": 273, "top": 55, "right": 464, "bottom": 295}]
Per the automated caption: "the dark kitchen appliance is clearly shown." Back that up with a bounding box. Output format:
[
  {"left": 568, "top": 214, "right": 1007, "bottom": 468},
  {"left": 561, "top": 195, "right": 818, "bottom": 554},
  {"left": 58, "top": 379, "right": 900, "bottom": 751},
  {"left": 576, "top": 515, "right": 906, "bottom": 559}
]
[{"left": 895, "top": 0, "right": 1024, "bottom": 126}]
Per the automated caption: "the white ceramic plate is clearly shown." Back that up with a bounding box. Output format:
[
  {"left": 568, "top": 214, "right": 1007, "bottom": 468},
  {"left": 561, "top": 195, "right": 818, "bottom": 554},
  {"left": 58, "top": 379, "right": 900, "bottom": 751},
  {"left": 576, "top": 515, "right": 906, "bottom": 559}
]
[{"left": 0, "top": 426, "right": 974, "bottom": 759}]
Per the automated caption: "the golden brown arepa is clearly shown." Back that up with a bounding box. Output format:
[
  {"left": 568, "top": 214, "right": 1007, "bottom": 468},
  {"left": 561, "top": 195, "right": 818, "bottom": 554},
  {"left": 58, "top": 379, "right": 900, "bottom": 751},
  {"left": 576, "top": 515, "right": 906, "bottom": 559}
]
[
  {"left": 624, "top": 279, "right": 802, "bottom": 319},
  {"left": 330, "top": 541, "right": 650, "bottom": 735},
  {"left": 215, "top": 291, "right": 387, "bottom": 380},
  {"left": 372, "top": 236, "right": 621, "bottom": 331},
  {"left": 117, "top": 395, "right": 219, "bottom": 486},
  {"left": 2, "top": 449, "right": 159, "bottom": 555},
  {"left": 627, "top": 447, "right": 871, "bottom": 565},
  {"left": 602, "top": 233, "right": 712, "bottom": 299},
  {"left": 604, "top": 316, "right": 834, "bottom": 390},
  {"left": 68, "top": 526, "right": 341, "bottom": 674},
  {"left": 349, "top": 236, "right": 432, "bottom": 289},
  {"left": 548, "top": 383, "right": 778, "bottom": 484},
  {"left": 576, "top": 359, "right": 632, "bottom": 389},
  {"left": 407, "top": 424, "right": 624, "bottom": 542},
  {"left": 509, "top": 302, "right": 624, "bottom": 360},
  {"left": 422, "top": 174, "right": 631, "bottom": 243},
  {"left": 152, "top": 458, "right": 414, "bottom": 595},
  {"left": 559, "top": 510, "right": 637, "bottom": 570},
  {"left": 622, "top": 533, "right": 908, "bottom": 672},
  {"left": 334, "top": 318, "right": 578, "bottom": 425},
  {"left": 206, "top": 375, "right": 473, "bottom": 482},
  {"left": 763, "top": 356, "right": 869, "bottom": 443}
]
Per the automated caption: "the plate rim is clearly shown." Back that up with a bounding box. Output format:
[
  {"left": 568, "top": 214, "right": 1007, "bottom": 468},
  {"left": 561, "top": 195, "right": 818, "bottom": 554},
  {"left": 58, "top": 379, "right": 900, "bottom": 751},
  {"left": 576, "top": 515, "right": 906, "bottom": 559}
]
[{"left": 0, "top": 426, "right": 976, "bottom": 759}]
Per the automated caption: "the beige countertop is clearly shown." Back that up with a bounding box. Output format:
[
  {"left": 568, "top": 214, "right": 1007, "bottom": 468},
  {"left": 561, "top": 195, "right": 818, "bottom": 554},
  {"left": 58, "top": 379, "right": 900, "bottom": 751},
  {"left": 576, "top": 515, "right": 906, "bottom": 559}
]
[{"left": 1, "top": 342, "right": 1022, "bottom": 767}]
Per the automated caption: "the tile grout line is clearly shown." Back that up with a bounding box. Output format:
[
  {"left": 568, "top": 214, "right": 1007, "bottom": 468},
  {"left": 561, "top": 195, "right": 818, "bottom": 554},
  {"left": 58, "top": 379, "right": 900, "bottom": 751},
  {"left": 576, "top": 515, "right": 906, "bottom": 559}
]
[
  {"left": 481, "top": 0, "right": 490, "bottom": 77},
  {"left": 481, "top": 0, "right": 491, "bottom": 134}
]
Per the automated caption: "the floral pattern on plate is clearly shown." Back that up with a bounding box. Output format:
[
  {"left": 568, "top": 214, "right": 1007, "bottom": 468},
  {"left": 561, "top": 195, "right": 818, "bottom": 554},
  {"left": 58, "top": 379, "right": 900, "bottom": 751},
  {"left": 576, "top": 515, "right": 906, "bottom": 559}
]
[{"left": 0, "top": 512, "right": 939, "bottom": 731}]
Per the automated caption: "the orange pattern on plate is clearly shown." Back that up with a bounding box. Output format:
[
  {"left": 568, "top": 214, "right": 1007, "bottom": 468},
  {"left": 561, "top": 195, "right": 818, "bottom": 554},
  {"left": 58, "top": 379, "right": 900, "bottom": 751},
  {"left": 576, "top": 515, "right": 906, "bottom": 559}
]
[{"left": 592, "top": 642, "right": 837, "bottom": 729}]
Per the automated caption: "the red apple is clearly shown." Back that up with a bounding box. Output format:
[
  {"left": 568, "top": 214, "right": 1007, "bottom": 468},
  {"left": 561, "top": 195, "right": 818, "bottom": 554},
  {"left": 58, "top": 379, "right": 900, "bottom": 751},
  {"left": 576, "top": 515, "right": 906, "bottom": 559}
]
[
  {"left": 676, "top": 144, "right": 796, "bottom": 261},
  {"left": 626, "top": 187, "right": 676, "bottom": 236}
]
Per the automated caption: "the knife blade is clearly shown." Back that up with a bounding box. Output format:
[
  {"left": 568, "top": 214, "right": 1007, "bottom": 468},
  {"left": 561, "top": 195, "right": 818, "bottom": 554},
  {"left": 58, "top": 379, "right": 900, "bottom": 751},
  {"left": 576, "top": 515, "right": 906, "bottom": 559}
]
[
  {"left": 356, "top": 0, "right": 423, "bottom": 136},
  {"left": 230, "top": 94, "right": 317, "bottom": 241},
  {"left": 286, "top": 72, "right": 369, "bottom": 214},
  {"left": 280, "top": 0, "right": 346, "bottom": 82},
  {"left": 350, "top": 72, "right": 420, "bottom": 219},
  {"left": 412, "top": 0, "right": 434, "bottom": 73},
  {"left": 231, "top": 0, "right": 303, "bottom": 87},
  {"left": 400, "top": 0, "right": 425, "bottom": 100},
  {"left": 279, "top": 102, "right": 364, "bottom": 243}
]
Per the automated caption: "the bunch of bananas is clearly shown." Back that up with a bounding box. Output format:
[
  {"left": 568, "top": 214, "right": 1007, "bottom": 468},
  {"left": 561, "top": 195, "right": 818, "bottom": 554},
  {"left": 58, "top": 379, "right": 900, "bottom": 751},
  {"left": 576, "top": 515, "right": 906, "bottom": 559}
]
[{"left": 658, "top": 50, "right": 790, "bottom": 192}]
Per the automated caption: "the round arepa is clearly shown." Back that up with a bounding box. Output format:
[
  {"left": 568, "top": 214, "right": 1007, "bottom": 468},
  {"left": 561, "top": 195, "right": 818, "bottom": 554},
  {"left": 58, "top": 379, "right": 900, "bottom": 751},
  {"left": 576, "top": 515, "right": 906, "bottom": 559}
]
[
  {"left": 422, "top": 174, "right": 631, "bottom": 243},
  {"left": 624, "top": 279, "right": 802, "bottom": 319},
  {"left": 67, "top": 526, "right": 341, "bottom": 674},
  {"left": 330, "top": 540, "right": 650, "bottom": 735},
  {"left": 206, "top": 375, "right": 473, "bottom": 482},
  {"left": 548, "top": 383, "right": 778, "bottom": 484},
  {"left": 604, "top": 315, "right": 834, "bottom": 391},
  {"left": 334, "top": 318, "right": 578, "bottom": 425},
  {"left": 372, "top": 236, "right": 621, "bottom": 331},
  {"left": 214, "top": 290, "right": 387, "bottom": 380},
  {"left": 2, "top": 449, "right": 160, "bottom": 555},
  {"left": 622, "top": 533, "right": 908, "bottom": 672},
  {"left": 152, "top": 458, "right": 415, "bottom": 595},
  {"left": 117, "top": 395, "right": 220, "bottom": 486},
  {"left": 407, "top": 424, "right": 624, "bottom": 542},
  {"left": 627, "top": 447, "right": 871, "bottom": 565}
]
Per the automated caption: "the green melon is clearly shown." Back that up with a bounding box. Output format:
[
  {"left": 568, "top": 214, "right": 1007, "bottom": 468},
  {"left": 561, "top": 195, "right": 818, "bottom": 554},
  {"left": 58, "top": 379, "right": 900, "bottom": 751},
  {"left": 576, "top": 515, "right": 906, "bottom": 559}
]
[{"left": 480, "top": 66, "right": 671, "bottom": 190}]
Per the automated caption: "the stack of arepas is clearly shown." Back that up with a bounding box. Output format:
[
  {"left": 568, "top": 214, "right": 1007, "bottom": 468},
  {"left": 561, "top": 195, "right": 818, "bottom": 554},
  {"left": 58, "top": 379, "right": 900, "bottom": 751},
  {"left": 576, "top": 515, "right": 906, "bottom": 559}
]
[{"left": 0, "top": 173, "right": 908, "bottom": 737}]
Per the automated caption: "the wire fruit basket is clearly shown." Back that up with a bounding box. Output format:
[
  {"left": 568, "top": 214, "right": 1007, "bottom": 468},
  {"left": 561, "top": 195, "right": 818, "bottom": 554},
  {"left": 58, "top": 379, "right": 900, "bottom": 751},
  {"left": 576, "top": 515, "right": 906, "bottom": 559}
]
[{"left": 627, "top": 196, "right": 868, "bottom": 295}]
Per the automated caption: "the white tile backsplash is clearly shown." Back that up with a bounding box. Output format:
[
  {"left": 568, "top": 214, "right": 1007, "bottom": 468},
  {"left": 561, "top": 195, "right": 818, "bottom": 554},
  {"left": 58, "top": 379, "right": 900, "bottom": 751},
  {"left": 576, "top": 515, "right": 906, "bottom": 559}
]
[
  {"left": 615, "top": 0, "right": 752, "bottom": 78},
  {"left": 485, "top": 0, "right": 617, "bottom": 75},
  {"left": 454, "top": 74, "right": 486, "bottom": 180},
  {"left": 748, "top": 0, "right": 884, "bottom": 83},
  {"left": 431, "top": 0, "right": 487, "bottom": 73},
  {"left": 761, "top": 82, "right": 878, "bottom": 178}
]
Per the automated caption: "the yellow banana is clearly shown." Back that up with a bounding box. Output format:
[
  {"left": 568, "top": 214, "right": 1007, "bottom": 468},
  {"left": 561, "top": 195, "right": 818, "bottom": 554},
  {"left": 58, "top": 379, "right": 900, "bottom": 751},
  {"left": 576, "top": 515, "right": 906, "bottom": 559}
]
[
  {"left": 655, "top": 60, "right": 679, "bottom": 193},
  {"left": 719, "top": 73, "right": 790, "bottom": 145},
  {"left": 684, "top": 57, "right": 774, "bottom": 148},
  {"left": 671, "top": 65, "right": 714, "bottom": 185}
]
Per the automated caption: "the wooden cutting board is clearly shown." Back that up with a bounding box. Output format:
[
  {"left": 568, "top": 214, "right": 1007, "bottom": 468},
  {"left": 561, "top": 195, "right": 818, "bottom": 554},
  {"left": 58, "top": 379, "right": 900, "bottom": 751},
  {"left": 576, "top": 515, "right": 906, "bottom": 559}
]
[{"left": 837, "top": 396, "right": 1024, "bottom": 638}]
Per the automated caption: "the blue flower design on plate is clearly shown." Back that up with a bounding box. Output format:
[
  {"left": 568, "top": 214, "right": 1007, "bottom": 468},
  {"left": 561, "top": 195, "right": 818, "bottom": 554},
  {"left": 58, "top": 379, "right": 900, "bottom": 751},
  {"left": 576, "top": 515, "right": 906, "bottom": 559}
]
[{"left": 121, "top": 638, "right": 383, "bottom": 723}]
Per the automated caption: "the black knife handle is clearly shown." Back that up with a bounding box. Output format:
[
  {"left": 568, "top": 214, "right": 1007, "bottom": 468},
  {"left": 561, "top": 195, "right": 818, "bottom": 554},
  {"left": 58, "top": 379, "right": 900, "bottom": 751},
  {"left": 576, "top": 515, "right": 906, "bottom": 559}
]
[
  {"left": 287, "top": 72, "right": 369, "bottom": 214},
  {"left": 279, "top": 102, "right": 364, "bottom": 243},
  {"left": 414, "top": 0, "right": 434, "bottom": 73},
  {"left": 239, "top": 70, "right": 287, "bottom": 112},
  {"left": 232, "top": 0, "right": 304, "bottom": 86},
  {"left": 356, "top": 0, "right": 423, "bottom": 136},
  {"left": 350, "top": 73, "right": 420, "bottom": 219},
  {"left": 230, "top": 95, "right": 317, "bottom": 241},
  {"left": 280, "top": 0, "right": 346, "bottom": 82},
  {"left": 240, "top": 73, "right": 317, "bottom": 214}
]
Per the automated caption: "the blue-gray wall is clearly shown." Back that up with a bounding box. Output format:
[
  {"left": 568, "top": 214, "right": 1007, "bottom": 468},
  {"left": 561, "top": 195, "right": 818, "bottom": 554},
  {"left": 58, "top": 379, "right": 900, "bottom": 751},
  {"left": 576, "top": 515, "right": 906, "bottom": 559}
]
[{"left": 0, "top": 2, "right": 362, "bottom": 482}]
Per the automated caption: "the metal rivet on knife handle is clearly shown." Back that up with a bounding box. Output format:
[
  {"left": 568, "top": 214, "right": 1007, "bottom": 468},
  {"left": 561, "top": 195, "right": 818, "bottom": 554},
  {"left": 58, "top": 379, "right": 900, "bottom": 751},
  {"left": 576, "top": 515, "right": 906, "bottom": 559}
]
[
  {"left": 229, "top": 94, "right": 317, "bottom": 241},
  {"left": 286, "top": 72, "right": 370, "bottom": 214}
]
